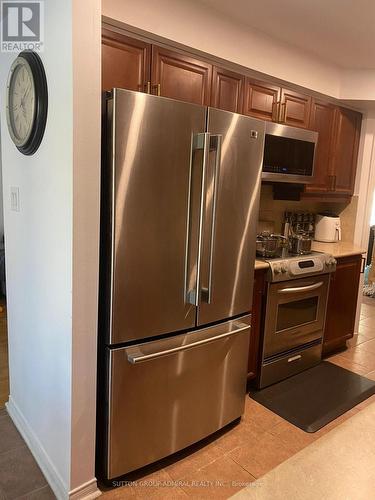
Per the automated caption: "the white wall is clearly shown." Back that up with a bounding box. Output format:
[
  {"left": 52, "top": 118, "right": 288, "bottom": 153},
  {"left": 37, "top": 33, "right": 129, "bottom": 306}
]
[
  {"left": 70, "top": 0, "right": 101, "bottom": 494},
  {"left": 0, "top": 0, "right": 101, "bottom": 498},
  {"left": 102, "top": 0, "right": 342, "bottom": 98},
  {"left": 1, "top": 0, "right": 74, "bottom": 491}
]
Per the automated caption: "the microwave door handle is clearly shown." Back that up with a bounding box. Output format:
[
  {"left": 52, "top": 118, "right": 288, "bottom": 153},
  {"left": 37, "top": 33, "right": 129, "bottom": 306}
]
[{"left": 278, "top": 281, "right": 324, "bottom": 294}]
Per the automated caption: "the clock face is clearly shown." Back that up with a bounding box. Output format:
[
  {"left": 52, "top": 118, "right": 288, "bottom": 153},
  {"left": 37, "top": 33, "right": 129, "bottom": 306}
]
[
  {"left": 5, "top": 51, "right": 48, "bottom": 156},
  {"left": 7, "top": 59, "right": 36, "bottom": 147}
]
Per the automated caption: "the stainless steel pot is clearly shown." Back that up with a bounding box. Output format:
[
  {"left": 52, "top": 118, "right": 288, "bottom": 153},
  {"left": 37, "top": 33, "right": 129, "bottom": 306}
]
[
  {"left": 256, "top": 232, "right": 288, "bottom": 258},
  {"left": 290, "top": 232, "right": 312, "bottom": 255}
]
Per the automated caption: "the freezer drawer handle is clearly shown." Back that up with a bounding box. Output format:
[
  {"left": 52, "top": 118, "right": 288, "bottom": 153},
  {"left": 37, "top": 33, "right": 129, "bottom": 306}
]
[
  {"left": 278, "top": 281, "right": 324, "bottom": 294},
  {"left": 127, "top": 322, "right": 250, "bottom": 364}
]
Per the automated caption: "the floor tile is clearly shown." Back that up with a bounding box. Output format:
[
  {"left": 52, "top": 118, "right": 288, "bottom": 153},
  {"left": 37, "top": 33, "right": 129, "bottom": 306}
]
[
  {"left": 357, "top": 324, "right": 375, "bottom": 341},
  {"left": 339, "top": 347, "right": 375, "bottom": 371},
  {"left": 0, "top": 446, "right": 47, "bottom": 499},
  {"left": 359, "top": 316, "right": 375, "bottom": 330},
  {"left": 180, "top": 456, "right": 255, "bottom": 498},
  {"left": 268, "top": 420, "right": 317, "bottom": 453},
  {"left": 163, "top": 440, "right": 224, "bottom": 482},
  {"left": 359, "top": 305, "right": 375, "bottom": 318},
  {"left": 326, "top": 354, "right": 369, "bottom": 375},
  {"left": 355, "top": 338, "right": 375, "bottom": 354},
  {"left": 229, "top": 431, "right": 294, "bottom": 479},
  {"left": 214, "top": 419, "right": 266, "bottom": 455},
  {"left": 232, "top": 401, "right": 375, "bottom": 500},
  {"left": 365, "top": 370, "right": 375, "bottom": 381},
  {"left": 243, "top": 398, "right": 285, "bottom": 431},
  {"left": 16, "top": 484, "right": 56, "bottom": 499},
  {"left": 0, "top": 415, "right": 26, "bottom": 455}
]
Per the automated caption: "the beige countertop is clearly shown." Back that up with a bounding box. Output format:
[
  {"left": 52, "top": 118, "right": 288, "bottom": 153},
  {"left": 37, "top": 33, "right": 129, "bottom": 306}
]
[
  {"left": 311, "top": 241, "right": 366, "bottom": 258},
  {"left": 254, "top": 259, "right": 270, "bottom": 270}
]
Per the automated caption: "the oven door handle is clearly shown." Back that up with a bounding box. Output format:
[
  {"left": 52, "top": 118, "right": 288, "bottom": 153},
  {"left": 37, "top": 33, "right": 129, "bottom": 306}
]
[{"left": 278, "top": 281, "right": 324, "bottom": 294}]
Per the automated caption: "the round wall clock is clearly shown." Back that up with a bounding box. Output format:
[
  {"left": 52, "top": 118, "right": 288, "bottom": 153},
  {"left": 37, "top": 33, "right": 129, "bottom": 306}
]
[{"left": 6, "top": 51, "right": 48, "bottom": 156}]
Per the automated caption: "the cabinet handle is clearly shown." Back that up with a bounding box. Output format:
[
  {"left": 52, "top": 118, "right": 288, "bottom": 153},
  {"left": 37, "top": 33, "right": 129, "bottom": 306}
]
[
  {"left": 146, "top": 81, "right": 151, "bottom": 94},
  {"left": 280, "top": 102, "right": 286, "bottom": 123},
  {"left": 271, "top": 101, "right": 278, "bottom": 121},
  {"left": 152, "top": 83, "right": 161, "bottom": 96},
  {"left": 328, "top": 175, "right": 335, "bottom": 191},
  {"left": 333, "top": 175, "right": 337, "bottom": 191}
]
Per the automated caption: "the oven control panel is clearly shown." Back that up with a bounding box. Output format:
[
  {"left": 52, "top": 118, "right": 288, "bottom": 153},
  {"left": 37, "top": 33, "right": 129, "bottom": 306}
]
[{"left": 267, "top": 253, "right": 336, "bottom": 282}]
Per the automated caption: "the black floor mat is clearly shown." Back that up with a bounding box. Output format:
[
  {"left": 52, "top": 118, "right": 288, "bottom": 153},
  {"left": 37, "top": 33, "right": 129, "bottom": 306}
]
[{"left": 249, "top": 361, "right": 375, "bottom": 432}]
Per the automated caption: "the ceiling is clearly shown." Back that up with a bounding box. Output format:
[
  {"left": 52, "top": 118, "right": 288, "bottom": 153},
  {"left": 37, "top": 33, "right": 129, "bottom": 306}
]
[{"left": 197, "top": 0, "right": 375, "bottom": 69}]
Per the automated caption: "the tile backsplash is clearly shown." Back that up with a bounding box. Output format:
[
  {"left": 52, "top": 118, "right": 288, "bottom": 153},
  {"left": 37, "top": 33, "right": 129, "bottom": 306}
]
[{"left": 258, "top": 184, "right": 358, "bottom": 242}]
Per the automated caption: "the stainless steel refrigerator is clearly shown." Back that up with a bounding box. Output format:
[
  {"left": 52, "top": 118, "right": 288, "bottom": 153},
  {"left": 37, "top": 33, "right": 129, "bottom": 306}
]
[{"left": 98, "top": 88, "right": 265, "bottom": 480}]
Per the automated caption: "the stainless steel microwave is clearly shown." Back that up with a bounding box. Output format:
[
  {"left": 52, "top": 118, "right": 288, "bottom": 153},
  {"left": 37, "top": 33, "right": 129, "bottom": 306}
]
[{"left": 262, "top": 122, "right": 318, "bottom": 184}]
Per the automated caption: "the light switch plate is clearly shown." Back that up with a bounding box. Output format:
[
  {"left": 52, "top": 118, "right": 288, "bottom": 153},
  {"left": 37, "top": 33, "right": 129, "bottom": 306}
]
[{"left": 11, "top": 187, "right": 20, "bottom": 212}]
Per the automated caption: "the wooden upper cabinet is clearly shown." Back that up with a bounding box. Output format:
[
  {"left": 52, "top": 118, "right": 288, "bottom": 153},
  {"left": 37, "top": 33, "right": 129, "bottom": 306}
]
[
  {"left": 305, "top": 100, "right": 336, "bottom": 193},
  {"left": 151, "top": 46, "right": 212, "bottom": 105},
  {"left": 330, "top": 108, "right": 362, "bottom": 195},
  {"left": 279, "top": 88, "right": 311, "bottom": 128},
  {"left": 211, "top": 67, "right": 244, "bottom": 113},
  {"left": 243, "top": 78, "right": 280, "bottom": 121},
  {"left": 102, "top": 29, "right": 151, "bottom": 92}
]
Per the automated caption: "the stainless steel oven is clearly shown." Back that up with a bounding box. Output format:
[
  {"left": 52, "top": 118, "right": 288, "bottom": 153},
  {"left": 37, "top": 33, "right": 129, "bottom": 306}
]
[
  {"left": 257, "top": 251, "right": 335, "bottom": 388},
  {"left": 264, "top": 274, "right": 330, "bottom": 358}
]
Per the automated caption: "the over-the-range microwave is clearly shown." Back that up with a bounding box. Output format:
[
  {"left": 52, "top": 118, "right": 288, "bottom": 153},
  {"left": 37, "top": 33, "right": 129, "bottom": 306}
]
[{"left": 262, "top": 122, "right": 318, "bottom": 184}]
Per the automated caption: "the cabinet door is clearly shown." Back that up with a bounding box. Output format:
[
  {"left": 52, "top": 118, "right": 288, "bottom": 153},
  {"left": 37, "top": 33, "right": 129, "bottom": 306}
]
[
  {"left": 248, "top": 269, "right": 265, "bottom": 379},
  {"left": 279, "top": 88, "right": 311, "bottom": 128},
  {"left": 305, "top": 100, "right": 336, "bottom": 193},
  {"left": 211, "top": 66, "right": 244, "bottom": 113},
  {"left": 102, "top": 29, "right": 151, "bottom": 92},
  {"left": 331, "top": 108, "right": 362, "bottom": 195},
  {"left": 243, "top": 78, "right": 280, "bottom": 121},
  {"left": 323, "top": 255, "right": 362, "bottom": 355},
  {"left": 151, "top": 46, "right": 212, "bottom": 105}
]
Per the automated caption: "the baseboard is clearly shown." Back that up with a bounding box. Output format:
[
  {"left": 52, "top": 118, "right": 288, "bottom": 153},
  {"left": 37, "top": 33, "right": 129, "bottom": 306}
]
[
  {"left": 6, "top": 396, "right": 68, "bottom": 499},
  {"left": 69, "top": 479, "right": 101, "bottom": 500},
  {"left": 6, "top": 397, "right": 102, "bottom": 500}
]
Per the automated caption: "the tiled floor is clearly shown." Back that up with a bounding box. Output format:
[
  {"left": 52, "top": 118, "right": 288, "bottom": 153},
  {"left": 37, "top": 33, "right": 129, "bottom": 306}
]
[
  {"left": 1, "top": 296, "right": 375, "bottom": 499},
  {"left": 233, "top": 400, "right": 375, "bottom": 500},
  {"left": 100, "top": 296, "right": 375, "bottom": 499},
  {"left": 0, "top": 408, "right": 56, "bottom": 499}
]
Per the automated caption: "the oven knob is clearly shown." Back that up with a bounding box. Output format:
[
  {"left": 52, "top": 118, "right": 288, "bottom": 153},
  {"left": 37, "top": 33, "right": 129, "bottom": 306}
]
[
  {"left": 281, "top": 263, "right": 288, "bottom": 273},
  {"left": 273, "top": 264, "right": 281, "bottom": 274}
]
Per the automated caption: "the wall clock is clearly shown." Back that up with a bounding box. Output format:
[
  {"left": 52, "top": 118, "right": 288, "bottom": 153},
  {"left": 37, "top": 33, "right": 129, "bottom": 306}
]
[{"left": 6, "top": 51, "right": 48, "bottom": 156}]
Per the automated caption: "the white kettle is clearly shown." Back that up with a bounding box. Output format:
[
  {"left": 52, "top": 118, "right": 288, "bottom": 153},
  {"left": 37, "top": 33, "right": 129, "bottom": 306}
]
[{"left": 315, "top": 214, "right": 341, "bottom": 243}]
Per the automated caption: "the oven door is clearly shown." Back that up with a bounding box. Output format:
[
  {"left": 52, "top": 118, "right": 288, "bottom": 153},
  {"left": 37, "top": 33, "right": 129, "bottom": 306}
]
[{"left": 263, "top": 274, "right": 330, "bottom": 358}]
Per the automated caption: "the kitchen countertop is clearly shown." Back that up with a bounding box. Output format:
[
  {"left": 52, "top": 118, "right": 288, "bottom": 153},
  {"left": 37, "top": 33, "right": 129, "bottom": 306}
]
[
  {"left": 311, "top": 241, "right": 366, "bottom": 258},
  {"left": 255, "top": 259, "right": 270, "bottom": 270}
]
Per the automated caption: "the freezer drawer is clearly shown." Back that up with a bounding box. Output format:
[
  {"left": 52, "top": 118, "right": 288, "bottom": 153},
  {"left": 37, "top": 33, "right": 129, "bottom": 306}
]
[{"left": 106, "top": 316, "right": 250, "bottom": 479}]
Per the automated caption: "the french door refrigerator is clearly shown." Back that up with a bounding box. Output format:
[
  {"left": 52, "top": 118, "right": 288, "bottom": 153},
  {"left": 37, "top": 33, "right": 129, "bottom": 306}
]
[{"left": 98, "top": 88, "right": 265, "bottom": 480}]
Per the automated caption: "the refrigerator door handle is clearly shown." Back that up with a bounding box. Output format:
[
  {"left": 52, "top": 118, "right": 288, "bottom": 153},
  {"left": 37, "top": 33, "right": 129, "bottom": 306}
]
[
  {"left": 202, "top": 134, "right": 222, "bottom": 304},
  {"left": 185, "top": 132, "right": 210, "bottom": 306},
  {"left": 127, "top": 321, "right": 250, "bottom": 364}
]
